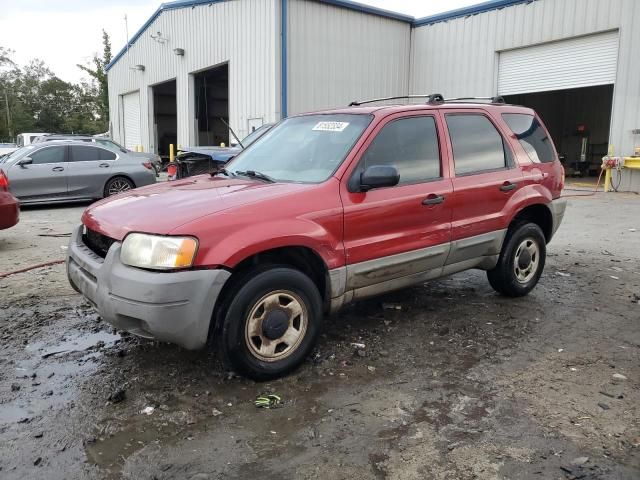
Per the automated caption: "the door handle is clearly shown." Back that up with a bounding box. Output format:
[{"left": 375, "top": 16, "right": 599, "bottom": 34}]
[
  {"left": 500, "top": 181, "right": 517, "bottom": 192},
  {"left": 52, "top": 166, "right": 65, "bottom": 172},
  {"left": 422, "top": 194, "right": 445, "bottom": 205},
  {"left": 99, "top": 163, "right": 110, "bottom": 168}
]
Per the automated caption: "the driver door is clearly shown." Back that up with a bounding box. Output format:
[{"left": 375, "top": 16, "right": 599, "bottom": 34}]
[
  {"left": 7, "top": 145, "right": 68, "bottom": 200},
  {"left": 340, "top": 113, "right": 453, "bottom": 296}
]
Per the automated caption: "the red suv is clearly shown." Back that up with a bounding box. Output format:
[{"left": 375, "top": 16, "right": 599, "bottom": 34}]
[{"left": 67, "top": 95, "right": 566, "bottom": 380}]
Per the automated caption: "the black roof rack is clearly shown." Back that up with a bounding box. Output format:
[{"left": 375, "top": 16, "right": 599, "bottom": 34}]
[
  {"left": 348, "top": 93, "right": 444, "bottom": 107},
  {"left": 444, "top": 96, "right": 506, "bottom": 104}
]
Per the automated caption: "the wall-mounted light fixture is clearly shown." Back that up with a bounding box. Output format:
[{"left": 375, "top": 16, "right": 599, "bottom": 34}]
[
  {"left": 150, "top": 31, "right": 167, "bottom": 44},
  {"left": 130, "top": 64, "right": 145, "bottom": 71},
  {"left": 173, "top": 48, "right": 185, "bottom": 56}
]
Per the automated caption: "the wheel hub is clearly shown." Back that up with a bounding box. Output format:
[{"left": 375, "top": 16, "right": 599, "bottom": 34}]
[
  {"left": 261, "top": 309, "right": 289, "bottom": 340},
  {"left": 514, "top": 238, "right": 539, "bottom": 284},
  {"left": 517, "top": 249, "right": 532, "bottom": 269},
  {"left": 245, "top": 290, "right": 308, "bottom": 362}
]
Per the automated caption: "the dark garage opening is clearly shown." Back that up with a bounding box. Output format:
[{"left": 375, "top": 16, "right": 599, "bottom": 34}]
[
  {"left": 194, "top": 64, "right": 229, "bottom": 147},
  {"left": 152, "top": 79, "right": 177, "bottom": 158},
  {"left": 504, "top": 84, "right": 614, "bottom": 176}
]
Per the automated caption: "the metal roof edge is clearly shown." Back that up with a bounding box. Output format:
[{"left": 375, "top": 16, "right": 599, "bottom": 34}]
[
  {"left": 106, "top": 0, "right": 413, "bottom": 71},
  {"left": 313, "top": 0, "right": 413, "bottom": 23},
  {"left": 412, "top": 0, "right": 534, "bottom": 28}
]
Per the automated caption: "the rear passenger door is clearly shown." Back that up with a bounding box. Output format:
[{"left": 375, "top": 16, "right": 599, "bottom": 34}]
[
  {"left": 67, "top": 145, "right": 116, "bottom": 198},
  {"left": 341, "top": 113, "right": 453, "bottom": 292},
  {"left": 443, "top": 110, "right": 523, "bottom": 265}
]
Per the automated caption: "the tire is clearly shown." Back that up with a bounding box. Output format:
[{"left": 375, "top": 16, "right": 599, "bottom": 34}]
[
  {"left": 487, "top": 222, "right": 546, "bottom": 297},
  {"left": 217, "top": 267, "right": 323, "bottom": 381},
  {"left": 104, "top": 176, "right": 134, "bottom": 197}
]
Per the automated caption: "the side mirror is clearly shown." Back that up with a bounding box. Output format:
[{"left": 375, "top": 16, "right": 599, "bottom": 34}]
[
  {"left": 18, "top": 157, "right": 33, "bottom": 167},
  {"left": 359, "top": 165, "right": 400, "bottom": 192}
]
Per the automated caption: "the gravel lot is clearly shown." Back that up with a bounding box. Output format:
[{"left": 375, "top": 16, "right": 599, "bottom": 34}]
[{"left": 0, "top": 189, "right": 639, "bottom": 480}]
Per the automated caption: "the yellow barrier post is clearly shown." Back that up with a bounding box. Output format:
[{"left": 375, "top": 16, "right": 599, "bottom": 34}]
[
  {"left": 604, "top": 168, "right": 612, "bottom": 192},
  {"left": 169, "top": 144, "right": 175, "bottom": 162}
]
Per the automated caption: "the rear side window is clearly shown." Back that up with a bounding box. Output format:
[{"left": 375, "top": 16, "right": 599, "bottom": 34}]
[
  {"left": 502, "top": 113, "right": 555, "bottom": 163},
  {"left": 446, "top": 114, "right": 507, "bottom": 175},
  {"left": 360, "top": 116, "right": 441, "bottom": 185},
  {"left": 70, "top": 146, "right": 101, "bottom": 162},
  {"left": 30, "top": 146, "right": 66, "bottom": 164},
  {"left": 99, "top": 149, "right": 117, "bottom": 160}
]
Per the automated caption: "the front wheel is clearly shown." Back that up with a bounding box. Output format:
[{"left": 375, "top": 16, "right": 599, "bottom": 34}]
[
  {"left": 487, "top": 222, "right": 546, "bottom": 297},
  {"left": 218, "top": 267, "right": 322, "bottom": 380}
]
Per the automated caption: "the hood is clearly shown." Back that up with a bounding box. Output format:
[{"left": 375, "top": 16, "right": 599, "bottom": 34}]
[{"left": 82, "top": 175, "right": 309, "bottom": 240}]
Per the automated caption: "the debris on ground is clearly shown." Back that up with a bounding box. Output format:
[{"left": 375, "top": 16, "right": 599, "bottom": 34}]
[
  {"left": 107, "top": 388, "right": 126, "bottom": 404},
  {"left": 612, "top": 373, "right": 627, "bottom": 382},
  {"left": 254, "top": 394, "right": 282, "bottom": 409},
  {"left": 382, "top": 303, "right": 402, "bottom": 310},
  {"left": 141, "top": 406, "right": 155, "bottom": 415},
  {"left": 211, "top": 408, "right": 223, "bottom": 417},
  {"left": 556, "top": 272, "right": 571, "bottom": 277}
]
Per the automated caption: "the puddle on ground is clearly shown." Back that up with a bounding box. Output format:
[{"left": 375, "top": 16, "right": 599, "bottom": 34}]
[
  {"left": 0, "top": 328, "right": 121, "bottom": 425},
  {"left": 25, "top": 330, "right": 121, "bottom": 357}
]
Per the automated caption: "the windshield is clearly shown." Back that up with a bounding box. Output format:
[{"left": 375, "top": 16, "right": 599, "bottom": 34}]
[
  {"left": 227, "top": 114, "right": 372, "bottom": 183},
  {"left": 0, "top": 145, "right": 34, "bottom": 164},
  {"left": 96, "top": 139, "right": 127, "bottom": 153},
  {"left": 240, "top": 124, "right": 272, "bottom": 148}
]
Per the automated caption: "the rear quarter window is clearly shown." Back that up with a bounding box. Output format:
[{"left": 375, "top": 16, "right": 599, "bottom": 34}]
[{"left": 502, "top": 113, "right": 556, "bottom": 163}]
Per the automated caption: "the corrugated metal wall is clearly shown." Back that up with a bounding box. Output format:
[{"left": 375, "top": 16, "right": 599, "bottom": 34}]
[
  {"left": 107, "top": 0, "right": 278, "bottom": 151},
  {"left": 410, "top": 0, "right": 640, "bottom": 160},
  {"left": 286, "top": 0, "right": 411, "bottom": 114}
]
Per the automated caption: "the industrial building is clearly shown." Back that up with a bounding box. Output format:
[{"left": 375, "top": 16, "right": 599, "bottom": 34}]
[{"left": 107, "top": 0, "right": 640, "bottom": 189}]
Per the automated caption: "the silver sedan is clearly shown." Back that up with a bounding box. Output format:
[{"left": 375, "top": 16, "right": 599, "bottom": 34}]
[{"left": 0, "top": 141, "right": 156, "bottom": 205}]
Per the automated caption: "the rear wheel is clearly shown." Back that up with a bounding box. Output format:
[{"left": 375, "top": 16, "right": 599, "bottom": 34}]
[
  {"left": 104, "top": 176, "right": 134, "bottom": 197},
  {"left": 217, "top": 267, "right": 322, "bottom": 380},
  {"left": 487, "top": 222, "right": 546, "bottom": 297}
]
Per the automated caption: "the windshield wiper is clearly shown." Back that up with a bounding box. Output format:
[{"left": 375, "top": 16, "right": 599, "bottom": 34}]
[
  {"left": 212, "top": 167, "right": 235, "bottom": 178},
  {"left": 234, "top": 170, "right": 276, "bottom": 183}
]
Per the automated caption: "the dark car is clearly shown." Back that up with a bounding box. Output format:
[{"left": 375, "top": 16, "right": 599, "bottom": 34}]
[
  {"left": 0, "top": 168, "right": 19, "bottom": 230},
  {"left": 171, "top": 123, "right": 274, "bottom": 179}
]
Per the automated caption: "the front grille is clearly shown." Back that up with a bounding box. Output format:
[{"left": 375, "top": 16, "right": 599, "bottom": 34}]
[{"left": 82, "top": 228, "right": 116, "bottom": 258}]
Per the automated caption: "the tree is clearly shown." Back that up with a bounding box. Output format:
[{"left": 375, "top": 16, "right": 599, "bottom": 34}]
[
  {"left": 77, "top": 30, "right": 112, "bottom": 128},
  {"left": 0, "top": 47, "right": 16, "bottom": 139}
]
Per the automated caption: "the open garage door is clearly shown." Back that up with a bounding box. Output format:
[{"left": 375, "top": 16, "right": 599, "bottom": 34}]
[
  {"left": 498, "top": 31, "right": 619, "bottom": 95},
  {"left": 122, "top": 91, "right": 141, "bottom": 150}
]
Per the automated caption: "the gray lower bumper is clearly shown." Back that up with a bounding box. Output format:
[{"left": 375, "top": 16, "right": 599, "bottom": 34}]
[
  {"left": 66, "top": 225, "right": 231, "bottom": 350},
  {"left": 549, "top": 198, "right": 567, "bottom": 239}
]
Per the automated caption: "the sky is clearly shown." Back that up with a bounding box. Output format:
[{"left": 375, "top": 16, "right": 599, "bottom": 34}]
[{"left": 0, "top": 0, "right": 481, "bottom": 83}]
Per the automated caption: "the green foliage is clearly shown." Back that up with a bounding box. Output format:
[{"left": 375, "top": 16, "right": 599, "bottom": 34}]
[{"left": 0, "top": 32, "right": 112, "bottom": 143}]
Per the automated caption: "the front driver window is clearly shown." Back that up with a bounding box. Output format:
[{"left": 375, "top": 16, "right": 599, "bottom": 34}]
[
  {"left": 358, "top": 116, "right": 441, "bottom": 185},
  {"left": 29, "top": 146, "right": 66, "bottom": 164}
]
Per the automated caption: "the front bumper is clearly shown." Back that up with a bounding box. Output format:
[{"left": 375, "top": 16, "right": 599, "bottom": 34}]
[
  {"left": 66, "top": 225, "right": 230, "bottom": 350},
  {"left": 549, "top": 198, "right": 567, "bottom": 239}
]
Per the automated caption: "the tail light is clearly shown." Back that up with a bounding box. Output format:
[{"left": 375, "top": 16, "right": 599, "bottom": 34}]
[
  {"left": 142, "top": 162, "right": 153, "bottom": 170},
  {"left": 560, "top": 165, "right": 565, "bottom": 190},
  {"left": 0, "top": 169, "right": 9, "bottom": 192}
]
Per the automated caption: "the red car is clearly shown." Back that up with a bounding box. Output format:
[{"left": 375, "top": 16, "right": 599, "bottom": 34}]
[
  {"left": 67, "top": 95, "right": 566, "bottom": 379},
  {"left": 0, "top": 168, "right": 19, "bottom": 230}
]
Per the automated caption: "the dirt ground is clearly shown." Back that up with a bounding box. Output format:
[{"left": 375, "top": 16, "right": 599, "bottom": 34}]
[{"left": 0, "top": 188, "right": 639, "bottom": 480}]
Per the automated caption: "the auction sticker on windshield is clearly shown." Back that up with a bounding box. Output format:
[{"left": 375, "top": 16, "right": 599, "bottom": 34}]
[{"left": 312, "top": 121, "right": 349, "bottom": 132}]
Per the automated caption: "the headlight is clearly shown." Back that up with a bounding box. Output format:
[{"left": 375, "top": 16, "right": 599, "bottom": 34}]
[{"left": 120, "top": 233, "right": 198, "bottom": 270}]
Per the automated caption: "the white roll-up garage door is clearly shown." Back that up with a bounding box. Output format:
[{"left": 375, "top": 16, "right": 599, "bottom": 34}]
[
  {"left": 498, "top": 31, "right": 619, "bottom": 95},
  {"left": 122, "top": 91, "right": 141, "bottom": 150}
]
